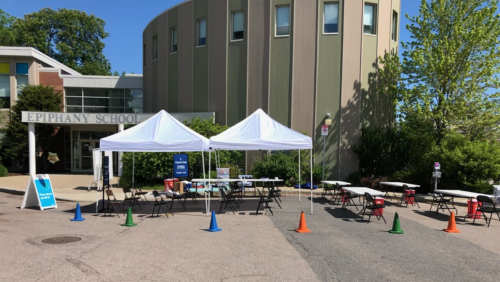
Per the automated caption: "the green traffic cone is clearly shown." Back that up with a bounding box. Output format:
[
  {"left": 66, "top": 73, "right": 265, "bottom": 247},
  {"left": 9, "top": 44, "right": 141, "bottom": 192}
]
[
  {"left": 121, "top": 207, "right": 137, "bottom": 227},
  {"left": 388, "top": 212, "right": 404, "bottom": 234}
]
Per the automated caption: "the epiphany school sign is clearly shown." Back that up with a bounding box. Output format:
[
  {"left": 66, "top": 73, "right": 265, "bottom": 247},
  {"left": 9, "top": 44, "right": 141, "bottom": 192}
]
[{"left": 21, "top": 111, "right": 215, "bottom": 124}]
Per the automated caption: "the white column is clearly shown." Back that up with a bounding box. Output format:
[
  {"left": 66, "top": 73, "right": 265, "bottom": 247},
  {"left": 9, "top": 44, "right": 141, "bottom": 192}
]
[
  {"left": 118, "top": 124, "right": 124, "bottom": 176},
  {"left": 28, "top": 123, "right": 36, "bottom": 177}
]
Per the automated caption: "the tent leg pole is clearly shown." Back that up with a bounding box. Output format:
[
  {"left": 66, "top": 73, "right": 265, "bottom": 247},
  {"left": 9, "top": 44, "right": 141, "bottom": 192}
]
[
  {"left": 299, "top": 150, "right": 301, "bottom": 202},
  {"left": 310, "top": 149, "right": 313, "bottom": 215},
  {"left": 207, "top": 151, "right": 211, "bottom": 216},
  {"left": 132, "top": 152, "right": 135, "bottom": 189}
]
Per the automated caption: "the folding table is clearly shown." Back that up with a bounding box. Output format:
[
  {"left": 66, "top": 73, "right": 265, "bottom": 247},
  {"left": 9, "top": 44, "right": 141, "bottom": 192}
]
[
  {"left": 341, "top": 187, "right": 385, "bottom": 210},
  {"left": 320, "top": 180, "right": 351, "bottom": 199},
  {"left": 433, "top": 189, "right": 494, "bottom": 220},
  {"left": 379, "top": 182, "right": 419, "bottom": 200}
]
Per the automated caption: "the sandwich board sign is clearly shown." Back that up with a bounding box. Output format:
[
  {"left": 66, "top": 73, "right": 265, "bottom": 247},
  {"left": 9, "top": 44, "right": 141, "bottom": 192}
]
[{"left": 21, "top": 174, "right": 57, "bottom": 210}]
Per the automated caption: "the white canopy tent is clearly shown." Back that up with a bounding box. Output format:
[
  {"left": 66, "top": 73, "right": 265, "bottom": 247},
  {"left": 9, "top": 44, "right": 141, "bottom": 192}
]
[
  {"left": 209, "top": 108, "right": 315, "bottom": 214},
  {"left": 100, "top": 110, "right": 210, "bottom": 208}
]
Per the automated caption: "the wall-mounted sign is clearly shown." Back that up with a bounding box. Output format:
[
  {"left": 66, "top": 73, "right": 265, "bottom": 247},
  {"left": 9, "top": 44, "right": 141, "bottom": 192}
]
[
  {"left": 173, "top": 154, "right": 188, "bottom": 178},
  {"left": 21, "top": 111, "right": 216, "bottom": 124}
]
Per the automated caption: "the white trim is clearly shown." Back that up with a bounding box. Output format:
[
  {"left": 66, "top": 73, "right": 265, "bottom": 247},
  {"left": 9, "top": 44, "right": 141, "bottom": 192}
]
[
  {"left": 322, "top": 2, "right": 340, "bottom": 35},
  {"left": 274, "top": 5, "right": 291, "bottom": 38},
  {"left": 0, "top": 46, "right": 80, "bottom": 75}
]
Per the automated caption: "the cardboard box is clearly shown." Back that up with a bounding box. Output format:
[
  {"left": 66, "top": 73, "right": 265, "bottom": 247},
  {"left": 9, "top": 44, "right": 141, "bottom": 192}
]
[{"left": 173, "top": 181, "right": 184, "bottom": 193}]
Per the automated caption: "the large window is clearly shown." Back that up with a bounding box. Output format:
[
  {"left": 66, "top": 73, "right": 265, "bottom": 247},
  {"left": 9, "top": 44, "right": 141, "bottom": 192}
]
[
  {"left": 232, "top": 12, "right": 244, "bottom": 40},
  {"left": 171, "top": 27, "right": 178, "bottom": 53},
  {"left": 276, "top": 6, "right": 290, "bottom": 36},
  {"left": 65, "top": 88, "right": 143, "bottom": 113},
  {"left": 0, "top": 62, "right": 9, "bottom": 108},
  {"left": 324, "top": 3, "right": 339, "bottom": 34},
  {"left": 153, "top": 36, "right": 158, "bottom": 60},
  {"left": 198, "top": 19, "right": 206, "bottom": 46},
  {"left": 392, "top": 11, "right": 398, "bottom": 41},
  {"left": 363, "top": 4, "right": 377, "bottom": 35},
  {"left": 16, "top": 63, "right": 28, "bottom": 96}
]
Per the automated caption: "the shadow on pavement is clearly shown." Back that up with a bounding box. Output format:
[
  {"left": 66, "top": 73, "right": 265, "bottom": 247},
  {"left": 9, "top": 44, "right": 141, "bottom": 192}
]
[{"left": 412, "top": 210, "right": 452, "bottom": 222}]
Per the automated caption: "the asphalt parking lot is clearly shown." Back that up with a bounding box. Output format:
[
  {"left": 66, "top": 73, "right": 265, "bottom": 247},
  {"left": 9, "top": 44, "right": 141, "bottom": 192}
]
[{"left": 1, "top": 192, "right": 500, "bottom": 281}]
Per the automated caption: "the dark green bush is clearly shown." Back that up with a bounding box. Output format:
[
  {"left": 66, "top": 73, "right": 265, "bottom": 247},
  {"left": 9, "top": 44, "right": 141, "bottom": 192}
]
[
  {"left": 345, "top": 171, "right": 362, "bottom": 185},
  {"left": 0, "top": 163, "right": 8, "bottom": 177},
  {"left": 351, "top": 126, "right": 410, "bottom": 177},
  {"left": 250, "top": 151, "right": 322, "bottom": 186}
]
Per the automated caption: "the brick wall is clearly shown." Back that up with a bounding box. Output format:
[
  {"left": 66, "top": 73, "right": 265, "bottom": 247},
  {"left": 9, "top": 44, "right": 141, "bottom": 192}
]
[{"left": 39, "top": 71, "right": 64, "bottom": 93}]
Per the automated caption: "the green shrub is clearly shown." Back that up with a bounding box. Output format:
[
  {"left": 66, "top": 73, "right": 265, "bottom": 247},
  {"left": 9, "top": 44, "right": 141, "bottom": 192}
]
[
  {"left": 360, "top": 176, "right": 388, "bottom": 190},
  {"left": 0, "top": 163, "right": 8, "bottom": 177},
  {"left": 351, "top": 126, "right": 411, "bottom": 177},
  {"left": 250, "top": 151, "right": 322, "bottom": 186},
  {"left": 423, "top": 134, "right": 500, "bottom": 193}
]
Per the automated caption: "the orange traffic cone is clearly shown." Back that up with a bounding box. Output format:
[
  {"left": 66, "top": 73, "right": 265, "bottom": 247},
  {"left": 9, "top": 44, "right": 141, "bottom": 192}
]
[
  {"left": 443, "top": 211, "right": 460, "bottom": 233},
  {"left": 296, "top": 211, "right": 311, "bottom": 233}
]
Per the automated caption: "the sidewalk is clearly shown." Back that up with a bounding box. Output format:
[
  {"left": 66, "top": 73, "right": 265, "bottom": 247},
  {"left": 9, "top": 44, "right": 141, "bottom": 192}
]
[{"left": 0, "top": 174, "right": 469, "bottom": 205}]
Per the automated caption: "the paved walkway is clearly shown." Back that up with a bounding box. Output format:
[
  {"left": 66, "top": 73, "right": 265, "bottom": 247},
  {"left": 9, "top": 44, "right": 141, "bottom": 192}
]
[{"left": 0, "top": 174, "right": 470, "bottom": 205}]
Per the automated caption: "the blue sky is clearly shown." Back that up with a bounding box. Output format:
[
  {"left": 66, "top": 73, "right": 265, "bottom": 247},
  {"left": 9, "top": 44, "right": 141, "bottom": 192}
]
[{"left": 1, "top": 0, "right": 422, "bottom": 75}]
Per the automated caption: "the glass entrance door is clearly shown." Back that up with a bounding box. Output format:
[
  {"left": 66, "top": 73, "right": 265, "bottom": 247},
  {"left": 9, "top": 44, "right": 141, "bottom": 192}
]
[{"left": 80, "top": 140, "right": 100, "bottom": 170}]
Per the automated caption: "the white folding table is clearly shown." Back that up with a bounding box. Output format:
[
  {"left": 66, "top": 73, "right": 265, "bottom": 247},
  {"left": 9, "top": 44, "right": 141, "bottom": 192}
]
[
  {"left": 341, "top": 187, "right": 386, "bottom": 222},
  {"left": 380, "top": 182, "right": 420, "bottom": 200},
  {"left": 434, "top": 189, "right": 494, "bottom": 219},
  {"left": 320, "top": 180, "right": 351, "bottom": 199}
]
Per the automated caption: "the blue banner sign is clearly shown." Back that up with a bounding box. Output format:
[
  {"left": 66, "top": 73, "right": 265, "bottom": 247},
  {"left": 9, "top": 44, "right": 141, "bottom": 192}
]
[
  {"left": 34, "top": 175, "right": 56, "bottom": 209},
  {"left": 174, "top": 154, "right": 188, "bottom": 177},
  {"left": 103, "top": 156, "right": 109, "bottom": 186}
]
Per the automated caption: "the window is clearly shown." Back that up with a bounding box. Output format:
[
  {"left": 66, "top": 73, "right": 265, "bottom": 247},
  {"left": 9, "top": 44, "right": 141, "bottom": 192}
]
[
  {"left": 171, "top": 28, "right": 178, "bottom": 53},
  {"left": 198, "top": 19, "right": 206, "bottom": 46},
  {"left": 143, "top": 44, "right": 146, "bottom": 66},
  {"left": 364, "top": 4, "right": 377, "bottom": 35},
  {"left": 232, "top": 12, "right": 244, "bottom": 40},
  {"left": 16, "top": 63, "right": 28, "bottom": 96},
  {"left": 324, "top": 3, "right": 339, "bottom": 34},
  {"left": 0, "top": 62, "right": 9, "bottom": 108},
  {"left": 276, "top": 6, "right": 290, "bottom": 36},
  {"left": 153, "top": 36, "right": 158, "bottom": 60},
  {"left": 392, "top": 11, "right": 398, "bottom": 41},
  {"left": 64, "top": 87, "right": 143, "bottom": 113}
]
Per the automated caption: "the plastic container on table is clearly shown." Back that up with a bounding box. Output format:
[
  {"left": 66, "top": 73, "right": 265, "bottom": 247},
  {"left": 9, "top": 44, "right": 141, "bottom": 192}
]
[
  {"left": 467, "top": 199, "right": 482, "bottom": 219},
  {"left": 405, "top": 189, "right": 415, "bottom": 205},
  {"left": 164, "top": 179, "right": 174, "bottom": 191},
  {"left": 374, "top": 197, "right": 384, "bottom": 216}
]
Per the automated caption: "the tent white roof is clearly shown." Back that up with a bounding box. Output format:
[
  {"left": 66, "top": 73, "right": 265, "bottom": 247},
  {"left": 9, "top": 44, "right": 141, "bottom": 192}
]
[
  {"left": 209, "top": 109, "right": 312, "bottom": 150},
  {"left": 100, "top": 110, "right": 210, "bottom": 152}
]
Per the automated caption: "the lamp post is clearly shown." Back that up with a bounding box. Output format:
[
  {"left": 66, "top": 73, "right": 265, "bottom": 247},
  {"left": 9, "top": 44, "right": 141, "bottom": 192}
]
[{"left": 322, "top": 114, "right": 332, "bottom": 181}]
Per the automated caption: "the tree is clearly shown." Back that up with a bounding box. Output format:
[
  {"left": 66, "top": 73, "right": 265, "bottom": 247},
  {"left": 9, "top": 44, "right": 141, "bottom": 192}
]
[
  {"left": 401, "top": 0, "right": 500, "bottom": 144},
  {"left": 0, "top": 9, "right": 16, "bottom": 46},
  {"left": 12, "top": 8, "right": 111, "bottom": 75},
  {"left": 4, "top": 85, "right": 62, "bottom": 167}
]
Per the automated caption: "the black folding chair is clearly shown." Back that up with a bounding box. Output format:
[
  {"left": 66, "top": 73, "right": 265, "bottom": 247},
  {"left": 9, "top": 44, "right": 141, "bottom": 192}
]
[
  {"left": 430, "top": 193, "right": 457, "bottom": 213},
  {"left": 123, "top": 187, "right": 142, "bottom": 211},
  {"left": 256, "top": 188, "right": 274, "bottom": 216},
  {"left": 168, "top": 190, "right": 186, "bottom": 211},
  {"left": 398, "top": 184, "right": 420, "bottom": 208},
  {"left": 336, "top": 188, "right": 359, "bottom": 210},
  {"left": 473, "top": 196, "right": 500, "bottom": 227},
  {"left": 151, "top": 190, "right": 171, "bottom": 217},
  {"left": 218, "top": 187, "right": 237, "bottom": 214},
  {"left": 266, "top": 182, "right": 282, "bottom": 209},
  {"left": 361, "top": 192, "right": 386, "bottom": 223},
  {"left": 134, "top": 187, "right": 149, "bottom": 204},
  {"left": 322, "top": 184, "right": 336, "bottom": 199},
  {"left": 105, "top": 189, "right": 123, "bottom": 217},
  {"left": 229, "top": 183, "right": 244, "bottom": 203},
  {"left": 183, "top": 185, "right": 198, "bottom": 204}
]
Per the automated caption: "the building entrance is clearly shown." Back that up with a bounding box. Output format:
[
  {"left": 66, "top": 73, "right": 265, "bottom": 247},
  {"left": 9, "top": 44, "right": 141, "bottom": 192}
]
[{"left": 80, "top": 140, "right": 99, "bottom": 170}]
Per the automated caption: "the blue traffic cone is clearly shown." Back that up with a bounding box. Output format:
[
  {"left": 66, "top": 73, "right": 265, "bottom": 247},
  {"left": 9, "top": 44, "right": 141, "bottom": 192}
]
[
  {"left": 70, "top": 203, "right": 85, "bottom": 221},
  {"left": 206, "top": 210, "right": 222, "bottom": 232}
]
